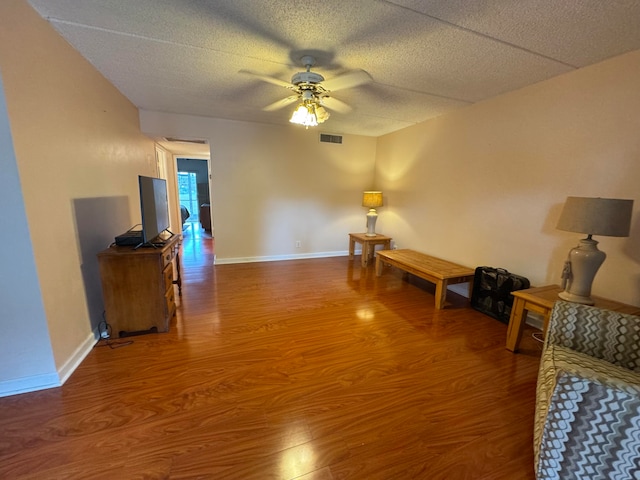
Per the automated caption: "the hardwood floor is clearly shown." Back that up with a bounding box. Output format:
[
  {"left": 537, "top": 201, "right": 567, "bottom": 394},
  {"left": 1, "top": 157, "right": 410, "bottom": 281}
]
[{"left": 0, "top": 227, "right": 543, "bottom": 479}]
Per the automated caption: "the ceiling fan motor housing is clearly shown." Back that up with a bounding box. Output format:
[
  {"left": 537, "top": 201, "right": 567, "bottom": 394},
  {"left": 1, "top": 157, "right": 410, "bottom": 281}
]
[{"left": 291, "top": 71, "right": 324, "bottom": 86}]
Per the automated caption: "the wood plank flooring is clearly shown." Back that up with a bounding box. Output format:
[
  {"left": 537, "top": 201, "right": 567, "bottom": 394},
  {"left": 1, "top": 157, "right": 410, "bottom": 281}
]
[{"left": 0, "top": 228, "right": 543, "bottom": 479}]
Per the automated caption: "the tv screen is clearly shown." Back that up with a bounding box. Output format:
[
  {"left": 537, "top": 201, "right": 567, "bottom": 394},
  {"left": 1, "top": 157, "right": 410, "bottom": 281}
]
[{"left": 139, "top": 175, "right": 170, "bottom": 244}]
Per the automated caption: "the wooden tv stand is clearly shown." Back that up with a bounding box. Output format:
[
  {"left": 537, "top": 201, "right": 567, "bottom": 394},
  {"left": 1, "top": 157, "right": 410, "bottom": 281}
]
[{"left": 97, "top": 234, "right": 181, "bottom": 337}]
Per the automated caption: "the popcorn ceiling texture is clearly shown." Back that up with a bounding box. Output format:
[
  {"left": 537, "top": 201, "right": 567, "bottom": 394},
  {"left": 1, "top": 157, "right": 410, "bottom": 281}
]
[{"left": 27, "top": 0, "right": 640, "bottom": 137}]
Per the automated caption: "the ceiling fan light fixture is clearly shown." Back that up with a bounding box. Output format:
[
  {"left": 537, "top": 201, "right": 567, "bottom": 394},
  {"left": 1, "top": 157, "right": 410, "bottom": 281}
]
[
  {"left": 316, "top": 105, "right": 330, "bottom": 123},
  {"left": 290, "top": 103, "right": 318, "bottom": 128},
  {"left": 243, "top": 54, "right": 372, "bottom": 126}
]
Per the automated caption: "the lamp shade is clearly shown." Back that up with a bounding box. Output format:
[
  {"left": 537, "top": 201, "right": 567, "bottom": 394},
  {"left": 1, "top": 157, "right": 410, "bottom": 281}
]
[
  {"left": 362, "top": 191, "right": 383, "bottom": 208},
  {"left": 556, "top": 197, "right": 633, "bottom": 237}
]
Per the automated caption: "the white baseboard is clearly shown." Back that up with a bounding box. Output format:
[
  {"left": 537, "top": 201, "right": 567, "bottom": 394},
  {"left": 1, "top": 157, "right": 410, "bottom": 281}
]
[
  {"left": 215, "top": 250, "right": 350, "bottom": 265},
  {"left": 0, "top": 329, "right": 97, "bottom": 398},
  {"left": 0, "top": 372, "right": 61, "bottom": 398},
  {"left": 525, "top": 312, "right": 544, "bottom": 330},
  {"left": 58, "top": 330, "right": 98, "bottom": 385}
]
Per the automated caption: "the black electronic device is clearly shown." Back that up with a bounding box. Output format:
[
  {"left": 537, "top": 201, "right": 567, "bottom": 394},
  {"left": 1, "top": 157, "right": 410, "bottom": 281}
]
[{"left": 115, "top": 230, "right": 143, "bottom": 246}]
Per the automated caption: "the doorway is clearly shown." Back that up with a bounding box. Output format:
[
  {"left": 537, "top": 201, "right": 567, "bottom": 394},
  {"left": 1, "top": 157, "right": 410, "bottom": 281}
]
[
  {"left": 177, "top": 158, "right": 211, "bottom": 235},
  {"left": 178, "top": 171, "right": 200, "bottom": 224}
]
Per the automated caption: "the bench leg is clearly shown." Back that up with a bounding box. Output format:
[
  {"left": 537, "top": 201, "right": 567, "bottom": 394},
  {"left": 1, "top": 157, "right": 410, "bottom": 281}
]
[{"left": 435, "top": 280, "right": 448, "bottom": 309}]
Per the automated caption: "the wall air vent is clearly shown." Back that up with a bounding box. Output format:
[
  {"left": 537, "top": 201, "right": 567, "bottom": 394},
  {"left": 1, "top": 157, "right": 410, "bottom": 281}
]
[
  {"left": 319, "top": 133, "right": 343, "bottom": 144},
  {"left": 163, "top": 137, "right": 208, "bottom": 145}
]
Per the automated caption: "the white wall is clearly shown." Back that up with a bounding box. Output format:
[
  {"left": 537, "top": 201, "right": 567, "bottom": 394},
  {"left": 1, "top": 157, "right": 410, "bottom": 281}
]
[
  {"left": 141, "top": 112, "right": 378, "bottom": 262},
  {"left": 0, "top": 71, "right": 58, "bottom": 396},
  {"left": 0, "top": 0, "right": 157, "bottom": 395},
  {"left": 376, "top": 49, "right": 640, "bottom": 306}
]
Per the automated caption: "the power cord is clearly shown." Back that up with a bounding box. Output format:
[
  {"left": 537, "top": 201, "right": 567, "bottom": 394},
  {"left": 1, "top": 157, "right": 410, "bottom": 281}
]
[
  {"left": 96, "top": 312, "right": 134, "bottom": 349},
  {"left": 98, "top": 318, "right": 111, "bottom": 340},
  {"left": 532, "top": 332, "right": 545, "bottom": 348}
]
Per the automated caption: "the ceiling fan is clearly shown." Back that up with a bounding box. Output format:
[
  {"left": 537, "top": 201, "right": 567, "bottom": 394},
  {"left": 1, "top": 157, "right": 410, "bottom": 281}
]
[{"left": 240, "top": 55, "right": 372, "bottom": 127}]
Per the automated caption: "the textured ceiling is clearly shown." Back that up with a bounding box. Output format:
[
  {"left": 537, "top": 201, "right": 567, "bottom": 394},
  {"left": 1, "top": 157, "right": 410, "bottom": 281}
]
[{"left": 27, "top": 0, "right": 640, "bottom": 140}]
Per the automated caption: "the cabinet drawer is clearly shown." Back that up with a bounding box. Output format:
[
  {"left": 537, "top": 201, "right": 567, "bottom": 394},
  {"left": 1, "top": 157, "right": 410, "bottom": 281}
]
[
  {"left": 162, "top": 247, "right": 175, "bottom": 269},
  {"left": 163, "top": 264, "right": 174, "bottom": 292}
]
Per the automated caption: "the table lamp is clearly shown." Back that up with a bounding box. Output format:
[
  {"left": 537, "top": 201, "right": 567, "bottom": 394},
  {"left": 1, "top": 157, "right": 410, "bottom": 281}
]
[
  {"left": 362, "top": 191, "right": 383, "bottom": 237},
  {"left": 556, "top": 196, "right": 633, "bottom": 305}
]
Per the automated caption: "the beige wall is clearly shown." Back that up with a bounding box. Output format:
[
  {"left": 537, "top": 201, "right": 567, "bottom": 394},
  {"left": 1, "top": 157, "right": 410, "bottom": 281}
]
[
  {"left": 376, "top": 49, "right": 640, "bottom": 306},
  {"left": 0, "top": 0, "right": 156, "bottom": 386},
  {"left": 141, "top": 112, "right": 378, "bottom": 262}
]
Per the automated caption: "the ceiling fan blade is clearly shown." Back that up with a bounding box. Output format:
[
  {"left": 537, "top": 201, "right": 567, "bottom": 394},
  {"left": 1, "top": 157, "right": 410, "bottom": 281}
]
[
  {"left": 320, "top": 96, "right": 352, "bottom": 114},
  {"left": 263, "top": 95, "right": 299, "bottom": 112},
  {"left": 321, "top": 70, "right": 372, "bottom": 92},
  {"left": 239, "top": 69, "right": 292, "bottom": 89}
]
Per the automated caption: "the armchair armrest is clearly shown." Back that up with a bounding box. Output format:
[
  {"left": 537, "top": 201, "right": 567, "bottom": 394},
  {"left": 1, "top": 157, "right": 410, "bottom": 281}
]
[
  {"left": 546, "top": 301, "right": 640, "bottom": 370},
  {"left": 535, "top": 345, "right": 640, "bottom": 479}
]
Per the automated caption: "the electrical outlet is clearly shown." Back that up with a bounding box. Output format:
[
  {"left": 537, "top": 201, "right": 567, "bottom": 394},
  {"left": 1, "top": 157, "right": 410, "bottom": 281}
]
[{"left": 295, "top": 240, "right": 301, "bottom": 248}]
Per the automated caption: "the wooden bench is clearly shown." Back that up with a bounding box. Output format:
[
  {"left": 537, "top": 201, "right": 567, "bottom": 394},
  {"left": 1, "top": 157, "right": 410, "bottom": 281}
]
[{"left": 375, "top": 249, "right": 475, "bottom": 309}]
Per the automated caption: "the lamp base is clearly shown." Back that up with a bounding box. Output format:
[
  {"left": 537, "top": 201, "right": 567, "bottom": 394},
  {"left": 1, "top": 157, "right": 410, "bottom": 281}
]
[
  {"left": 365, "top": 209, "right": 378, "bottom": 237},
  {"left": 557, "top": 237, "right": 605, "bottom": 306},
  {"left": 558, "top": 290, "right": 595, "bottom": 306}
]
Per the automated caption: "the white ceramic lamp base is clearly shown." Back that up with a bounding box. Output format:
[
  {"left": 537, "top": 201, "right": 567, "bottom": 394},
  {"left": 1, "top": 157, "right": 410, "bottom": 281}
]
[
  {"left": 558, "top": 238, "right": 606, "bottom": 305},
  {"left": 365, "top": 209, "right": 378, "bottom": 237}
]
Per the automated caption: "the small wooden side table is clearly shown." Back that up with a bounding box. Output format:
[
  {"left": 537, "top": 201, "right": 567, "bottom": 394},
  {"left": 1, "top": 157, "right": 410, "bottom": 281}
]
[
  {"left": 348, "top": 233, "right": 392, "bottom": 268},
  {"left": 506, "top": 284, "right": 640, "bottom": 352}
]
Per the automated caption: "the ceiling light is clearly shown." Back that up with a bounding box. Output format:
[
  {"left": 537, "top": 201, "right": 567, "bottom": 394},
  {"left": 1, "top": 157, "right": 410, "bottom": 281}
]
[
  {"left": 290, "top": 103, "right": 318, "bottom": 127},
  {"left": 289, "top": 93, "right": 330, "bottom": 128},
  {"left": 315, "top": 105, "right": 330, "bottom": 123}
]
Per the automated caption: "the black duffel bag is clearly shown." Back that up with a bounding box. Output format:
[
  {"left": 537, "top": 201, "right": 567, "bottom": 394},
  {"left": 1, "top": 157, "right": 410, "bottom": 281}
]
[{"left": 470, "top": 267, "right": 530, "bottom": 324}]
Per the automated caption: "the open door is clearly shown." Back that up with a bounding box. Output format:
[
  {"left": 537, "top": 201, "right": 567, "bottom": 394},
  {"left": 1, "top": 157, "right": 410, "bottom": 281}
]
[{"left": 177, "top": 158, "right": 211, "bottom": 236}]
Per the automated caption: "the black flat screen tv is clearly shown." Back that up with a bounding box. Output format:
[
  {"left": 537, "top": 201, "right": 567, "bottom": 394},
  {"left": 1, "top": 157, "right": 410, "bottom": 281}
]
[{"left": 139, "top": 175, "right": 170, "bottom": 244}]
